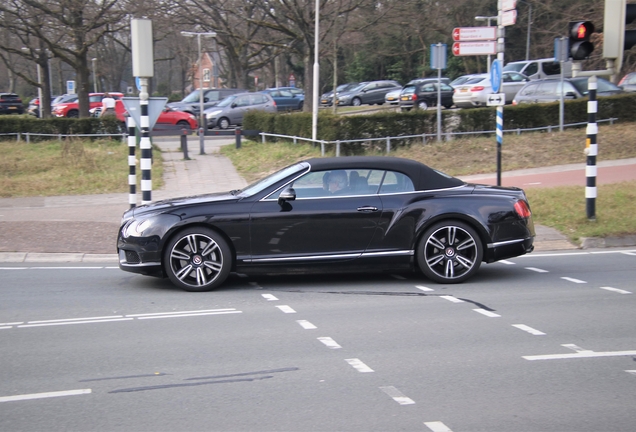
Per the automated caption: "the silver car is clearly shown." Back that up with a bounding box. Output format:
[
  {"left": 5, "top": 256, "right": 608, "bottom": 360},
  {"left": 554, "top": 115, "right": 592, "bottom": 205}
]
[
  {"left": 204, "top": 92, "right": 277, "bottom": 129},
  {"left": 512, "top": 77, "right": 623, "bottom": 105},
  {"left": 452, "top": 72, "right": 529, "bottom": 108}
]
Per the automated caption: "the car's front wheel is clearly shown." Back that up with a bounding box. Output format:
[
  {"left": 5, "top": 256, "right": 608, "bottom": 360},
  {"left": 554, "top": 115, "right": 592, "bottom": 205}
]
[
  {"left": 417, "top": 221, "right": 483, "bottom": 284},
  {"left": 218, "top": 117, "right": 230, "bottom": 129},
  {"left": 352, "top": 97, "right": 362, "bottom": 106},
  {"left": 164, "top": 227, "right": 232, "bottom": 292}
]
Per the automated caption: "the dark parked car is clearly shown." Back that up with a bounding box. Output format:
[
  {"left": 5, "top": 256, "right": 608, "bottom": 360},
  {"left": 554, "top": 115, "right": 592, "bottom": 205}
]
[
  {"left": 260, "top": 88, "right": 304, "bottom": 111},
  {"left": 512, "top": 77, "right": 623, "bottom": 105},
  {"left": 335, "top": 80, "right": 402, "bottom": 106},
  {"left": 399, "top": 80, "right": 454, "bottom": 111},
  {"left": 321, "top": 82, "right": 358, "bottom": 106},
  {"left": 167, "top": 88, "right": 245, "bottom": 116},
  {"left": 0, "top": 93, "right": 24, "bottom": 115},
  {"left": 117, "top": 156, "right": 535, "bottom": 292},
  {"left": 204, "top": 92, "right": 277, "bottom": 129}
]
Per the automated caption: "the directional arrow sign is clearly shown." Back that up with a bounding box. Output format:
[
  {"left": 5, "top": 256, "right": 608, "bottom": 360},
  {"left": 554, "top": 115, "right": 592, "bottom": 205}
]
[
  {"left": 501, "top": 9, "right": 517, "bottom": 26},
  {"left": 452, "top": 27, "right": 497, "bottom": 42},
  {"left": 452, "top": 41, "right": 497, "bottom": 56},
  {"left": 487, "top": 93, "right": 506, "bottom": 106}
]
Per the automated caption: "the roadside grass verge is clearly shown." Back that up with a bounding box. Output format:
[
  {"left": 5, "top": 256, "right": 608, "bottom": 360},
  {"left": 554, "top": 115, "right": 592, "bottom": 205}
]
[{"left": 0, "top": 138, "right": 163, "bottom": 198}]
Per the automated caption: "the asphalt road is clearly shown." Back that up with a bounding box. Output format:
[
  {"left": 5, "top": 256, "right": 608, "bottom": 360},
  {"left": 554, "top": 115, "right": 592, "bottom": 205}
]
[{"left": 1, "top": 249, "right": 635, "bottom": 431}]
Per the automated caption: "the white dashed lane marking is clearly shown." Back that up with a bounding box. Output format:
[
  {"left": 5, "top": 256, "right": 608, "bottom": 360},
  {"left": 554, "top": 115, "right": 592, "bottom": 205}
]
[
  {"left": 561, "top": 277, "right": 587, "bottom": 284},
  {"left": 296, "top": 320, "right": 317, "bottom": 330},
  {"left": 0, "top": 389, "right": 91, "bottom": 403},
  {"left": 599, "top": 286, "right": 632, "bottom": 294},
  {"left": 345, "top": 358, "right": 374, "bottom": 373},
  {"left": 275, "top": 305, "right": 296, "bottom": 314},
  {"left": 512, "top": 324, "right": 546, "bottom": 336},
  {"left": 525, "top": 267, "right": 549, "bottom": 273},
  {"left": 262, "top": 294, "right": 279, "bottom": 301},
  {"left": 473, "top": 308, "right": 500, "bottom": 318},
  {"left": 317, "top": 337, "right": 341, "bottom": 349},
  {"left": 440, "top": 296, "right": 464, "bottom": 303},
  {"left": 424, "top": 421, "right": 454, "bottom": 432},
  {"left": 379, "top": 386, "right": 415, "bottom": 405}
]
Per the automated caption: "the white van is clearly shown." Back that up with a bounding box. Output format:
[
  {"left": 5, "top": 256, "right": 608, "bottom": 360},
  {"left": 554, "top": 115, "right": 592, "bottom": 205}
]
[{"left": 503, "top": 58, "right": 572, "bottom": 80}]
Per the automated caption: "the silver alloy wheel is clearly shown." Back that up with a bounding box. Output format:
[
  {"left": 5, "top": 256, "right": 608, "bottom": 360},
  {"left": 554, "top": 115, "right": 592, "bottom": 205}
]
[
  {"left": 165, "top": 228, "right": 231, "bottom": 291},
  {"left": 218, "top": 117, "right": 230, "bottom": 129},
  {"left": 418, "top": 100, "right": 428, "bottom": 110},
  {"left": 417, "top": 222, "right": 483, "bottom": 283},
  {"left": 352, "top": 97, "right": 362, "bottom": 106}
]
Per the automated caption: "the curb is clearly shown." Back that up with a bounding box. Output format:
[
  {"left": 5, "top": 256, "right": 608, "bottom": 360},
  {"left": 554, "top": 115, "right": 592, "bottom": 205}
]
[
  {"left": 0, "top": 252, "right": 118, "bottom": 264},
  {"left": 580, "top": 235, "right": 636, "bottom": 249}
]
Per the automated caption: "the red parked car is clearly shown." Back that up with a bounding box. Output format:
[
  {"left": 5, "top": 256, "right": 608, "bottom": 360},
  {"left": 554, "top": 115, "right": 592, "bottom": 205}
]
[
  {"left": 52, "top": 92, "right": 124, "bottom": 118},
  {"left": 91, "top": 99, "right": 198, "bottom": 131}
]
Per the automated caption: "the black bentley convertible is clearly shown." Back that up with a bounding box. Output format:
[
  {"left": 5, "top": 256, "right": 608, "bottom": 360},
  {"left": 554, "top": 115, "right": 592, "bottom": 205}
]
[{"left": 118, "top": 157, "right": 534, "bottom": 291}]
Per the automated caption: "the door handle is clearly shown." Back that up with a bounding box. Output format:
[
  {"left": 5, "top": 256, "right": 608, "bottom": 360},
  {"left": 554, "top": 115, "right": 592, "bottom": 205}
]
[{"left": 357, "top": 206, "right": 378, "bottom": 212}]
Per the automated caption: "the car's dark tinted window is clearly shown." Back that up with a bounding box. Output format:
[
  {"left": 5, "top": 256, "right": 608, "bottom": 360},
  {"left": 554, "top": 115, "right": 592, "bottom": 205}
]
[
  {"left": 379, "top": 171, "right": 415, "bottom": 194},
  {"left": 524, "top": 62, "right": 538, "bottom": 76},
  {"left": 570, "top": 79, "right": 620, "bottom": 95},
  {"left": 542, "top": 62, "right": 561, "bottom": 75}
]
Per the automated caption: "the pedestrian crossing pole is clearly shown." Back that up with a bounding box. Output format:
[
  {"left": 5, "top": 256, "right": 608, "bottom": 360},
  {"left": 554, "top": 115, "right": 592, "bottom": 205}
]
[
  {"left": 586, "top": 75, "right": 598, "bottom": 221},
  {"left": 127, "top": 116, "right": 136, "bottom": 208},
  {"left": 139, "top": 78, "right": 152, "bottom": 205},
  {"left": 496, "top": 5, "right": 505, "bottom": 186}
]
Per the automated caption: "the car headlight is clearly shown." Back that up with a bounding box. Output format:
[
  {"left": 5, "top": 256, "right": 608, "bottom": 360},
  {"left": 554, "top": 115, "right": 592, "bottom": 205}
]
[
  {"left": 123, "top": 218, "right": 154, "bottom": 238},
  {"left": 206, "top": 110, "right": 222, "bottom": 119}
]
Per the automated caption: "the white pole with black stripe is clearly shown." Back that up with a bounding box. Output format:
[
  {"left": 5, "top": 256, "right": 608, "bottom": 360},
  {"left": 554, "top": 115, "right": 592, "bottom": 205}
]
[
  {"left": 138, "top": 77, "right": 152, "bottom": 205},
  {"left": 586, "top": 75, "right": 597, "bottom": 221},
  {"left": 127, "top": 116, "right": 136, "bottom": 208}
]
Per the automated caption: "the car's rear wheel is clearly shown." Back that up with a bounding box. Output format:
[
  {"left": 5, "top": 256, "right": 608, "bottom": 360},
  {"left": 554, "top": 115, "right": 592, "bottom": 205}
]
[
  {"left": 164, "top": 227, "right": 232, "bottom": 292},
  {"left": 417, "top": 221, "right": 483, "bottom": 284},
  {"left": 176, "top": 120, "right": 191, "bottom": 132},
  {"left": 417, "top": 100, "right": 429, "bottom": 110},
  {"left": 352, "top": 97, "right": 362, "bottom": 106},
  {"left": 67, "top": 110, "right": 79, "bottom": 118},
  {"left": 218, "top": 117, "right": 230, "bottom": 129}
]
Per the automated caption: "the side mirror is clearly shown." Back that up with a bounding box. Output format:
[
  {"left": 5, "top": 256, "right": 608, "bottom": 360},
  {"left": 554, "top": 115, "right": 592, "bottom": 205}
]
[
  {"left": 203, "top": 97, "right": 209, "bottom": 102},
  {"left": 231, "top": 103, "right": 237, "bottom": 108},
  {"left": 565, "top": 92, "right": 576, "bottom": 99},
  {"left": 277, "top": 187, "right": 296, "bottom": 206}
]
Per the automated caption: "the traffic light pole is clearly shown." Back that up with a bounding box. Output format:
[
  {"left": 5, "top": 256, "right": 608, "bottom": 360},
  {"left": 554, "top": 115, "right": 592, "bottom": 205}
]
[
  {"left": 586, "top": 76, "right": 597, "bottom": 221},
  {"left": 495, "top": 6, "right": 505, "bottom": 186}
]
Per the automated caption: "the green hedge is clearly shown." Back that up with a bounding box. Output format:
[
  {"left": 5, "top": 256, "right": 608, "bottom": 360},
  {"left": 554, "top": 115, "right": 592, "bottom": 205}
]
[
  {"left": 244, "top": 92, "right": 636, "bottom": 140},
  {"left": 0, "top": 115, "right": 124, "bottom": 141}
]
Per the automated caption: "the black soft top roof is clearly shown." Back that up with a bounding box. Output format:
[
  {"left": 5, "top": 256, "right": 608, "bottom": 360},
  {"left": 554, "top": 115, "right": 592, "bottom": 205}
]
[{"left": 305, "top": 157, "right": 464, "bottom": 191}]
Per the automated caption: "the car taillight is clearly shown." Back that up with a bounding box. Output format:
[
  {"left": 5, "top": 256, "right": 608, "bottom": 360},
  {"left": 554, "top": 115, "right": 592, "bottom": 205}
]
[
  {"left": 412, "top": 94, "right": 417, "bottom": 101},
  {"left": 514, "top": 200, "right": 531, "bottom": 219},
  {"left": 471, "top": 86, "right": 485, "bottom": 92}
]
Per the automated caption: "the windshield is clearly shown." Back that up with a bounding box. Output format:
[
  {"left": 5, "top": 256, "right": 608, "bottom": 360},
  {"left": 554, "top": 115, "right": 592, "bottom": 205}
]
[
  {"left": 571, "top": 78, "right": 621, "bottom": 95},
  {"left": 345, "top": 83, "right": 367, "bottom": 93},
  {"left": 182, "top": 90, "right": 203, "bottom": 103},
  {"left": 216, "top": 95, "right": 238, "bottom": 107},
  {"left": 503, "top": 63, "right": 525, "bottom": 72},
  {"left": 238, "top": 162, "right": 309, "bottom": 198}
]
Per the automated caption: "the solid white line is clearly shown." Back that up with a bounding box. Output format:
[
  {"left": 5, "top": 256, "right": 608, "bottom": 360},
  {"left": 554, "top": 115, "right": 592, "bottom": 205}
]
[
  {"left": 561, "top": 277, "right": 587, "bottom": 284},
  {"left": 0, "top": 268, "right": 28, "bottom": 270},
  {"left": 415, "top": 285, "right": 434, "bottom": 292},
  {"left": 136, "top": 311, "right": 242, "bottom": 320},
  {"left": 562, "top": 344, "right": 592, "bottom": 353},
  {"left": 0, "top": 322, "right": 23, "bottom": 326},
  {"left": 523, "top": 349, "right": 636, "bottom": 361},
  {"left": 296, "top": 320, "right": 317, "bottom": 330},
  {"left": 440, "top": 295, "right": 464, "bottom": 303},
  {"left": 0, "top": 326, "right": 12, "bottom": 330},
  {"left": 317, "top": 337, "right": 341, "bottom": 349},
  {"left": 379, "top": 386, "right": 415, "bottom": 405},
  {"left": 345, "top": 358, "right": 374, "bottom": 373},
  {"left": 28, "top": 315, "right": 123, "bottom": 323},
  {"left": 262, "top": 294, "right": 279, "bottom": 301},
  {"left": 626, "top": 370, "right": 636, "bottom": 376},
  {"left": 622, "top": 252, "right": 636, "bottom": 256},
  {"left": 126, "top": 309, "right": 236, "bottom": 317},
  {"left": 600, "top": 286, "right": 632, "bottom": 294},
  {"left": 424, "top": 421, "right": 454, "bottom": 432},
  {"left": 498, "top": 260, "right": 515, "bottom": 265},
  {"left": 0, "top": 389, "right": 91, "bottom": 403},
  {"left": 525, "top": 267, "right": 549, "bottom": 273},
  {"left": 512, "top": 324, "right": 546, "bottom": 336},
  {"left": 276, "top": 305, "right": 296, "bottom": 314},
  {"left": 473, "top": 308, "right": 500, "bottom": 318},
  {"left": 30, "top": 267, "right": 106, "bottom": 270},
  {"left": 19, "top": 318, "right": 134, "bottom": 328}
]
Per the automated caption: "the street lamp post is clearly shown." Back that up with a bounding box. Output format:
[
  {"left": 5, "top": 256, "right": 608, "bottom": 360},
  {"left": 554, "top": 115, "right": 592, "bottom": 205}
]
[
  {"left": 311, "top": 0, "right": 319, "bottom": 142},
  {"left": 181, "top": 30, "right": 217, "bottom": 155},
  {"left": 92, "top": 58, "right": 97, "bottom": 93},
  {"left": 475, "top": 15, "right": 497, "bottom": 73}
]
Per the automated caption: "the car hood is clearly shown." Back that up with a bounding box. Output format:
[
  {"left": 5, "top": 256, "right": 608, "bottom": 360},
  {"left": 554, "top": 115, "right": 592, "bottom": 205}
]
[{"left": 125, "top": 191, "right": 240, "bottom": 219}]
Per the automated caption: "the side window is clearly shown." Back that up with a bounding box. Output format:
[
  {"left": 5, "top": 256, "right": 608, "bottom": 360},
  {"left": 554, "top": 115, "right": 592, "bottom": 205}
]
[
  {"left": 440, "top": 84, "right": 453, "bottom": 91},
  {"left": 421, "top": 84, "right": 435, "bottom": 92},
  {"left": 279, "top": 90, "right": 293, "bottom": 97},
  {"left": 519, "top": 84, "right": 537, "bottom": 96},
  {"left": 379, "top": 171, "right": 415, "bottom": 194},
  {"left": 289, "top": 171, "right": 332, "bottom": 198},
  {"left": 206, "top": 91, "right": 220, "bottom": 101},
  {"left": 542, "top": 62, "right": 561, "bottom": 76},
  {"left": 235, "top": 96, "right": 250, "bottom": 107},
  {"left": 523, "top": 62, "right": 538, "bottom": 77}
]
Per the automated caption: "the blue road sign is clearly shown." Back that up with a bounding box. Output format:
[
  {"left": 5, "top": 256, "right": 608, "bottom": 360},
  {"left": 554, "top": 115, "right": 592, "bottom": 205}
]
[{"left": 490, "top": 59, "right": 502, "bottom": 93}]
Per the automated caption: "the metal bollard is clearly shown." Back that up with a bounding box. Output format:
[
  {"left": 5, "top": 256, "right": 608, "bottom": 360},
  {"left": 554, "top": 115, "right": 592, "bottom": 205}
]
[
  {"left": 235, "top": 127, "right": 241, "bottom": 149},
  {"left": 181, "top": 128, "right": 190, "bottom": 160}
]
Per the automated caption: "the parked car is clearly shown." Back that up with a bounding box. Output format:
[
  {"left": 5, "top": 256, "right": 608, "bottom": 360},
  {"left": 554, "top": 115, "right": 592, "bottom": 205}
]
[
  {"left": 450, "top": 74, "right": 478, "bottom": 87},
  {"left": 512, "top": 77, "right": 623, "bottom": 105},
  {"left": 618, "top": 72, "right": 636, "bottom": 92},
  {"left": 399, "top": 81, "right": 454, "bottom": 111},
  {"left": 204, "top": 92, "right": 277, "bottom": 129},
  {"left": 335, "top": 80, "right": 402, "bottom": 106},
  {"left": 274, "top": 86, "right": 304, "bottom": 96},
  {"left": 385, "top": 88, "right": 402, "bottom": 105},
  {"left": 52, "top": 92, "right": 124, "bottom": 118},
  {"left": 117, "top": 156, "right": 535, "bottom": 292},
  {"left": 503, "top": 58, "right": 571, "bottom": 80},
  {"left": 0, "top": 93, "right": 24, "bottom": 115},
  {"left": 321, "top": 83, "right": 358, "bottom": 106},
  {"left": 27, "top": 95, "right": 64, "bottom": 117},
  {"left": 90, "top": 100, "right": 198, "bottom": 131},
  {"left": 260, "top": 88, "right": 304, "bottom": 111},
  {"left": 453, "top": 72, "right": 529, "bottom": 108},
  {"left": 167, "top": 88, "right": 245, "bottom": 116}
]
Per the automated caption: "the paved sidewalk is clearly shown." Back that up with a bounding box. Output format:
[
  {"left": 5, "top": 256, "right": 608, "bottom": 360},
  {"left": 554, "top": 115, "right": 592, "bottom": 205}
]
[{"left": 1, "top": 140, "right": 635, "bottom": 263}]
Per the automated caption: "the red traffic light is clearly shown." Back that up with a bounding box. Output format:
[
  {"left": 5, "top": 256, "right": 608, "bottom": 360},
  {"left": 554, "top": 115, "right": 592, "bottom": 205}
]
[
  {"left": 570, "top": 21, "right": 594, "bottom": 40},
  {"left": 569, "top": 21, "right": 595, "bottom": 60}
]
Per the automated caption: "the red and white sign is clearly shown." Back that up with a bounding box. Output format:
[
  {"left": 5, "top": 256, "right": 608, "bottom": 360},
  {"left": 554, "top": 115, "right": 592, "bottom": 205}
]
[
  {"left": 501, "top": 9, "right": 517, "bottom": 26},
  {"left": 452, "top": 27, "right": 497, "bottom": 42},
  {"left": 501, "top": 0, "right": 517, "bottom": 11},
  {"left": 452, "top": 41, "right": 497, "bottom": 56}
]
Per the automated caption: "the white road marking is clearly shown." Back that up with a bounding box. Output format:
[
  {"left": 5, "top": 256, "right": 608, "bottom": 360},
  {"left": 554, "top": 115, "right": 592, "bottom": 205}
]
[
  {"left": 317, "top": 337, "right": 341, "bottom": 349},
  {"left": 562, "top": 344, "right": 593, "bottom": 353},
  {"left": 0, "top": 322, "right": 23, "bottom": 326},
  {"left": 415, "top": 285, "right": 434, "bottom": 292},
  {"left": 499, "top": 260, "right": 515, "bottom": 265},
  {"left": 626, "top": 370, "right": 636, "bottom": 376},
  {"left": 275, "top": 305, "right": 296, "bottom": 314},
  {"left": 599, "top": 286, "right": 632, "bottom": 294},
  {"left": 296, "top": 320, "right": 317, "bottom": 330},
  {"left": 561, "top": 277, "right": 587, "bottom": 284},
  {"left": 424, "top": 421, "right": 454, "bottom": 432},
  {"left": 512, "top": 324, "right": 546, "bottom": 335},
  {"left": 440, "top": 295, "right": 464, "bottom": 303},
  {"left": 524, "top": 348, "right": 636, "bottom": 361},
  {"left": 622, "top": 252, "right": 636, "bottom": 256},
  {"left": 262, "top": 294, "right": 279, "bottom": 301},
  {"left": 345, "top": 358, "right": 374, "bottom": 373},
  {"left": 134, "top": 311, "right": 241, "bottom": 320},
  {"left": 20, "top": 318, "right": 133, "bottom": 328},
  {"left": 525, "top": 267, "right": 549, "bottom": 273},
  {"left": 473, "top": 308, "right": 501, "bottom": 318},
  {"left": 0, "top": 389, "right": 91, "bottom": 403},
  {"left": 379, "top": 386, "right": 415, "bottom": 405}
]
